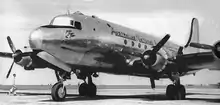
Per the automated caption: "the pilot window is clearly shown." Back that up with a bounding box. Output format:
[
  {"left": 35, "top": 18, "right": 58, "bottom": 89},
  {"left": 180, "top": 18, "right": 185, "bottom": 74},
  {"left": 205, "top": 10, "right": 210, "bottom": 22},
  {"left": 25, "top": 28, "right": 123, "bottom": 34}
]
[
  {"left": 70, "top": 20, "right": 74, "bottom": 26},
  {"left": 75, "top": 21, "right": 82, "bottom": 30}
]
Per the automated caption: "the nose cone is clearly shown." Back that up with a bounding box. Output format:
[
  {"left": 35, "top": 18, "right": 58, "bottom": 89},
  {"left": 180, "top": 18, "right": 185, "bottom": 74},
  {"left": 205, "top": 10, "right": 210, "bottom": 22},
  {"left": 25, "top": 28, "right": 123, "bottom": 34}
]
[{"left": 29, "top": 28, "right": 43, "bottom": 49}]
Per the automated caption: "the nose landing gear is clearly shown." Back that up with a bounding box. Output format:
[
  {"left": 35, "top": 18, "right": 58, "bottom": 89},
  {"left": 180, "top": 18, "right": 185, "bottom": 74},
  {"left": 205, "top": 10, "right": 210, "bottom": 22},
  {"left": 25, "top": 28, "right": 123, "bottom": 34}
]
[
  {"left": 51, "top": 82, "right": 67, "bottom": 101},
  {"left": 51, "top": 71, "right": 68, "bottom": 101}
]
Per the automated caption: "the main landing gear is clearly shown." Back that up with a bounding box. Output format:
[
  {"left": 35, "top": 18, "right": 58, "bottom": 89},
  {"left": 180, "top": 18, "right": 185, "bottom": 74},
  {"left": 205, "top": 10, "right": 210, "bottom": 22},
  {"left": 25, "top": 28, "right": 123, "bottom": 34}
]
[
  {"left": 78, "top": 75, "right": 97, "bottom": 97},
  {"left": 166, "top": 74, "right": 186, "bottom": 100}
]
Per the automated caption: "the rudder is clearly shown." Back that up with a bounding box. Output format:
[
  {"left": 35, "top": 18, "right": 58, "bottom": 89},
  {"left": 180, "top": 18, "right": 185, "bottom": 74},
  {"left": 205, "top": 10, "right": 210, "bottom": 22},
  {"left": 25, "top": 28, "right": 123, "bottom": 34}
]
[{"left": 184, "top": 18, "right": 200, "bottom": 53}]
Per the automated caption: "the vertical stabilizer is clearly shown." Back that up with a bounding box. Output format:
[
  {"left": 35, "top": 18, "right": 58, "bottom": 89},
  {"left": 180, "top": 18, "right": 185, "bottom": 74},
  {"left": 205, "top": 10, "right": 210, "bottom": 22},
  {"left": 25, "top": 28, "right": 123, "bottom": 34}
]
[{"left": 184, "top": 18, "right": 200, "bottom": 53}]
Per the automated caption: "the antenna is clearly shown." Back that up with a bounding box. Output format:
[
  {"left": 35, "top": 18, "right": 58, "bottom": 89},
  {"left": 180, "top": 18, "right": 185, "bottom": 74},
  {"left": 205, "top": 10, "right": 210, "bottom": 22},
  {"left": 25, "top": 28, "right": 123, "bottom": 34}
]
[{"left": 66, "top": 4, "right": 70, "bottom": 14}]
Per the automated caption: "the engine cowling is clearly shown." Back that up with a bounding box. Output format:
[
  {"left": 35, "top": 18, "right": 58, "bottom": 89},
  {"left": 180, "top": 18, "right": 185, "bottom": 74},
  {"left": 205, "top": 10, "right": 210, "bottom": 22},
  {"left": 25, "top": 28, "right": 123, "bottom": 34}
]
[
  {"left": 12, "top": 50, "right": 32, "bottom": 68},
  {"left": 150, "top": 54, "right": 167, "bottom": 71},
  {"left": 213, "top": 41, "right": 220, "bottom": 59},
  {"left": 141, "top": 50, "right": 167, "bottom": 72}
]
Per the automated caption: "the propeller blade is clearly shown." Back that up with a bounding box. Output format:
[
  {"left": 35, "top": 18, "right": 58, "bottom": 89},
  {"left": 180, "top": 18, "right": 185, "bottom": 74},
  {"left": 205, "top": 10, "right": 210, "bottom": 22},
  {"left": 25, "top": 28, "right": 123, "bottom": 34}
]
[
  {"left": 152, "top": 34, "right": 170, "bottom": 53},
  {"left": 6, "top": 61, "right": 14, "bottom": 78},
  {"left": 177, "top": 47, "right": 184, "bottom": 55},
  {"left": 189, "top": 42, "right": 213, "bottom": 50},
  {"left": 0, "top": 52, "right": 13, "bottom": 58},
  {"left": 7, "top": 36, "right": 16, "bottom": 53}
]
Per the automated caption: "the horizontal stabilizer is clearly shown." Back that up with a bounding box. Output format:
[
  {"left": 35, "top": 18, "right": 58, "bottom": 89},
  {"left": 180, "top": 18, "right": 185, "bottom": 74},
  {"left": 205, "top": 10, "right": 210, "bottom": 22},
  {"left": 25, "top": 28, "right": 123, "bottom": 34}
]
[{"left": 189, "top": 42, "right": 213, "bottom": 50}]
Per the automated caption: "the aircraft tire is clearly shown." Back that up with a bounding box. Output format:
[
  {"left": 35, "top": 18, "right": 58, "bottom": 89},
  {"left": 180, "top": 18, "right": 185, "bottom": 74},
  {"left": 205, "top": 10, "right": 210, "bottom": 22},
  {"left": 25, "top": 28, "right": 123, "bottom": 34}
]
[
  {"left": 166, "top": 84, "right": 175, "bottom": 100},
  {"left": 174, "top": 85, "right": 186, "bottom": 100},
  {"left": 79, "top": 83, "right": 97, "bottom": 96},
  {"left": 51, "top": 82, "right": 66, "bottom": 101},
  {"left": 79, "top": 83, "right": 88, "bottom": 96},
  {"left": 87, "top": 83, "right": 97, "bottom": 97}
]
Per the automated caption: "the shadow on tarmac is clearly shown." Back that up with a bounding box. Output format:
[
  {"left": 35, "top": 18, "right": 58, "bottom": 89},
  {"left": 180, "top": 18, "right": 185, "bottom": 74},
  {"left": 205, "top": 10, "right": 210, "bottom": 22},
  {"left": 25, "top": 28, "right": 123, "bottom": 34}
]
[
  {"left": 1, "top": 91, "right": 219, "bottom": 103},
  {"left": 42, "top": 93, "right": 220, "bottom": 103}
]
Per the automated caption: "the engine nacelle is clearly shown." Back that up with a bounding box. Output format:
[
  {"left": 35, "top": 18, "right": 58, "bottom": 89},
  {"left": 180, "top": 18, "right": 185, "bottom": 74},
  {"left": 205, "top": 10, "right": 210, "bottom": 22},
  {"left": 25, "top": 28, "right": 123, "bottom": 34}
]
[
  {"left": 16, "top": 56, "right": 33, "bottom": 68},
  {"left": 17, "top": 55, "right": 49, "bottom": 70},
  {"left": 213, "top": 41, "right": 220, "bottom": 59}
]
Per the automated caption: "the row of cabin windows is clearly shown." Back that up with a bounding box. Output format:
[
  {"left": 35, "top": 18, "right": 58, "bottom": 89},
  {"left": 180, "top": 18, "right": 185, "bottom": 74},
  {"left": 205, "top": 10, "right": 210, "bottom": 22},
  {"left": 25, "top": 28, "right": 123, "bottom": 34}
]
[{"left": 124, "top": 39, "right": 148, "bottom": 49}]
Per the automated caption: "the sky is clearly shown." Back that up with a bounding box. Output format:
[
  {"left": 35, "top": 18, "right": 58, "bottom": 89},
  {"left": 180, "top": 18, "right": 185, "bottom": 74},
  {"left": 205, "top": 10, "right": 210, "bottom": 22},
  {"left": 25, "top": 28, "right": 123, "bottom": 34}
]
[{"left": 0, "top": 0, "right": 220, "bottom": 85}]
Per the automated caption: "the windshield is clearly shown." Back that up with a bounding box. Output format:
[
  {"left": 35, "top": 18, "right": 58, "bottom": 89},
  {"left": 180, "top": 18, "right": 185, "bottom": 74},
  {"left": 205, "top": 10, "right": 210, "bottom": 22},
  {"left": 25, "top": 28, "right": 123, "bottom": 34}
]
[
  {"left": 51, "top": 16, "right": 74, "bottom": 26},
  {"left": 50, "top": 16, "right": 82, "bottom": 30}
]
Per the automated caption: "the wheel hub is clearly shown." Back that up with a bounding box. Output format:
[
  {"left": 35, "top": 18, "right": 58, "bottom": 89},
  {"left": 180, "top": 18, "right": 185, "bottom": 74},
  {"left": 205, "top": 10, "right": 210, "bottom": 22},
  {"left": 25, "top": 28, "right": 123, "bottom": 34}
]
[{"left": 58, "top": 87, "right": 65, "bottom": 98}]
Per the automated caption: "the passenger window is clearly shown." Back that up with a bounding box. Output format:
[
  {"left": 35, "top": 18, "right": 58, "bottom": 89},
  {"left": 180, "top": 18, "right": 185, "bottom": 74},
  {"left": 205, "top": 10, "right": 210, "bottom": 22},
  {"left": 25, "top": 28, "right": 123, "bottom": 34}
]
[
  {"left": 124, "top": 40, "right": 127, "bottom": 45},
  {"left": 138, "top": 43, "right": 141, "bottom": 48},
  {"left": 132, "top": 41, "right": 135, "bottom": 46},
  {"left": 144, "top": 45, "right": 147, "bottom": 49}
]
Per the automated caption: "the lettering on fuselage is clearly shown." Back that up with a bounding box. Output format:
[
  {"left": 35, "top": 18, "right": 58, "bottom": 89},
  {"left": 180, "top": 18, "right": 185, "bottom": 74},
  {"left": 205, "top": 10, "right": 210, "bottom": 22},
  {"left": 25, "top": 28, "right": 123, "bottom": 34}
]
[
  {"left": 111, "top": 30, "right": 153, "bottom": 45},
  {"left": 136, "top": 36, "right": 154, "bottom": 45},
  {"left": 111, "top": 30, "right": 136, "bottom": 41}
]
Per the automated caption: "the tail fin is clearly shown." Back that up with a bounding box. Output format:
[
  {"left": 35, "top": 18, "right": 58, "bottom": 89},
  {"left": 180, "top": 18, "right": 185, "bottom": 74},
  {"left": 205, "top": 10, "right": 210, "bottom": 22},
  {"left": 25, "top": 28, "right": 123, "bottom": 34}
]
[{"left": 184, "top": 18, "right": 200, "bottom": 53}]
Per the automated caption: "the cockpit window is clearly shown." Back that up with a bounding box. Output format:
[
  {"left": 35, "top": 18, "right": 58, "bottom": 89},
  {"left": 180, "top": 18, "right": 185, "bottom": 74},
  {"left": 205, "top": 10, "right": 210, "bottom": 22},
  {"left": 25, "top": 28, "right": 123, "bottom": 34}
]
[
  {"left": 51, "top": 16, "right": 82, "bottom": 30},
  {"left": 70, "top": 20, "right": 74, "bottom": 26},
  {"left": 75, "top": 21, "right": 82, "bottom": 30}
]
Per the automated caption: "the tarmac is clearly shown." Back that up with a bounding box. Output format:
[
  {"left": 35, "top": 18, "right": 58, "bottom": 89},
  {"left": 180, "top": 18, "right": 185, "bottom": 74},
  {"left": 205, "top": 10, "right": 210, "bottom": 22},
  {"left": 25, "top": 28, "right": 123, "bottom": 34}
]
[{"left": 0, "top": 86, "right": 220, "bottom": 105}]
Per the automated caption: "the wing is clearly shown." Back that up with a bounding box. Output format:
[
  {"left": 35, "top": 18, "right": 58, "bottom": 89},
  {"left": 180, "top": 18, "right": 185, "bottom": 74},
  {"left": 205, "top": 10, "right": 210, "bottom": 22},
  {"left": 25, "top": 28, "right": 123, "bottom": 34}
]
[
  {"left": 179, "top": 51, "right": 220, "bottom": 71},
  {"left": 37, "top": 51, "right": 72, "bottom": 72}
]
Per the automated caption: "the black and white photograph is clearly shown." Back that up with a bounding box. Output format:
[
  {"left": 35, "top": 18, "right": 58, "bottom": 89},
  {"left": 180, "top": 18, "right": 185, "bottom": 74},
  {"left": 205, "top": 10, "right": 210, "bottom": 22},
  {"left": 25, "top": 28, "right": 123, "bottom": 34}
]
[{"left": 0, "top": 0, "right": 220, "bottom": 104}]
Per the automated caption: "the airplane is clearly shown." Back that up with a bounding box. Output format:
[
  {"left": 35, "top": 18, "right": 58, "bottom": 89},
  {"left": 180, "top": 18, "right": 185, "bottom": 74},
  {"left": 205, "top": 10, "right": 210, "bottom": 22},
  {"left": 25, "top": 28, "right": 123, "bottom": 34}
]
[{"left": 0, "top": 11, "right": 220, "bottom": 101}]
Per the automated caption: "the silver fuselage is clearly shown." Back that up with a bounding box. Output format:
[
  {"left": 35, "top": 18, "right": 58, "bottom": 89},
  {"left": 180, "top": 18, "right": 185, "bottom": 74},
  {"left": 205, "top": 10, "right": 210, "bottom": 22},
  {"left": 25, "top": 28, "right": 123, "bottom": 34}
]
[{"left": 29, "top": 13, "right": 180, "bottom": 76}]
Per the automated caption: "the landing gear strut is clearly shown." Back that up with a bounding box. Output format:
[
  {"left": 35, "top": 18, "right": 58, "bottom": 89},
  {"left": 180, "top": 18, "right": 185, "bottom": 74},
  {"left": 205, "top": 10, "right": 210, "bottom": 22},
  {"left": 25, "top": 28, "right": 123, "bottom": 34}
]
[
  {"left": 166, "top": 73, "right": 186, "bottom": 100},
  {"left": 78, "top": 75, "right": 97, "bottom": 97}
]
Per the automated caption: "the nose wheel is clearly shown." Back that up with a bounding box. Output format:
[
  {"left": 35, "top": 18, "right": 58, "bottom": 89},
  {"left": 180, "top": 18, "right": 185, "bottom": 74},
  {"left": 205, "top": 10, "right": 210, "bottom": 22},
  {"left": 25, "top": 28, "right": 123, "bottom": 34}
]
[{"left": 51, "top": 82, "right": 67, "bottom": 101}]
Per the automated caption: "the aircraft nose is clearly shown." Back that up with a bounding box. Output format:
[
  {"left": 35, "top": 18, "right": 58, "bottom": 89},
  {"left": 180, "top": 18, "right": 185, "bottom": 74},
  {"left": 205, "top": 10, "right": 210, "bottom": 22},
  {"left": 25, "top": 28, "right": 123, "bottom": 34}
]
[{"left": 29, "top": 28, "right": 43, "bottom": 49}]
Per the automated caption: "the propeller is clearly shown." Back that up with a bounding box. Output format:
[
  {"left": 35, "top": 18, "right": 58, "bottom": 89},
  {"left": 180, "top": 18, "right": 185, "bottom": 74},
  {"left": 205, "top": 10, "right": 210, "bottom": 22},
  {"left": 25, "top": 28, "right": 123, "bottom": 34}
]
[
  {"left": 141, "top": 34, "right": 170, "bottom": 66},
  {"left": 0, "top": 36, "right": 25, "bottom": 78},
  {"left": 5, "top": 36, "right": 18, "bottom": 78}
]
